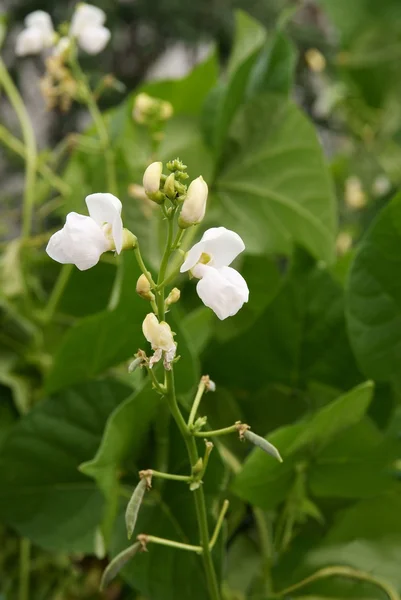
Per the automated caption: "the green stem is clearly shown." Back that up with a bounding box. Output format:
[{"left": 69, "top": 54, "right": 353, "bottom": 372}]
[
  {"left": 0, "top": 58, "right": 37, "bottom": 240},
  {"left": 147, "top": 469, "right": 191, "bottom": 483},
  {"left": 209, "top": 500, "right": 229, "bottom": 550},
  {"left": 140, "top": 534, "right": 202, "bottom": 554},
  {"left": 192, "top": 425, "right": 238, "bottom": 438},
  {"left": 69, "top": 55, "right": 117, "bottom": 195},
  {"left": 147, "top": 367, "right": 166, "bottom": 395},
  {"left": 43, "top": 264, "right": 73, "bottom": 322},
  {"left": 156, "top": 215, "right": 175, "bottom": 318},
  {"left": 274, "top": 566, "right": 400, "bottom": 600},
  {"left": 133, "top": 244, "right": 156, "bottom": 289},
  {"left": 0, "top": 125, "right": 70, "bottom": 196},
  {"left": 253, "top": 508, "right": 274, "bottom": 595},
  {"left": 19, "top": 538, "right": 30, "bottom": 600},
  {"left": 164, "top": 369, "right": 221, "bottom": 600},
  {"left": 188, "top": 378, "right": 207, "bottom": 427}
]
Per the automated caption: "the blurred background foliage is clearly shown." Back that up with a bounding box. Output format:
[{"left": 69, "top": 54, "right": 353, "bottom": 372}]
[{"left": 1, "top": 0, "right": 401, "bottom": 599}]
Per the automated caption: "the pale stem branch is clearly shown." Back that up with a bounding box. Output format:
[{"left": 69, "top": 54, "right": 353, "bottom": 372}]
[
  {"left": 209, "top": 500, "right": 229, "bottom": 550},
  {"left": 274, "top": 566, "right": 400, "bottom": 600},
  {"left": 0, "top": 57, "right": 37, "bottom": 240},
  {"left": 145, "top": 469, "right": 191, "bottom": 483},
  {"left": 138, "top": 534, "right": 202, "bottom": 554},
  {"left": 188, "top": 378, "right": 207, "bottom": 427},
  {"left": 192, "top": 425, "right": 239, "bottom": 438},
  {"left": 133, "top": 245, "right": 156, "bottom": 289}
]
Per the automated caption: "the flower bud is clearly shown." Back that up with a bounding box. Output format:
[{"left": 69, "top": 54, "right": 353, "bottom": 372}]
[
  {"left": 178, "top": 176, "right": 208, "bottom": 229},
  {"left": 164, "top": 173, "right": 176, "bottom": 199},
  {"left": 136, "top": 274, "right": 154, "bottom": 301},
  {"left": 143, "top": 162, "right": 164, "bottom": 204},
  {"left": 165, "top": 287, "right": 180, "bottom": 307},
  {"left": 133, "top": 93, "right": 173, "bottom": 124}
]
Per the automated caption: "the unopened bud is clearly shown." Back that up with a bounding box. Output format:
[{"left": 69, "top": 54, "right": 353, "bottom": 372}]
[
  {"left": 136, "top": 274, "right": 154, "bottom": 301},
  {"left": 143, "top": 162, "right": 164, "bottom": 204},
  {"left": 164, "top": 173, "right": 176, "bottom": 199},
  {"left": 192, "top": 458, "right": 203, "bottom": 474},
  {"left": 128, "top": 357, "right": 143, "bottom": 373},
  {"left": 165, "top": 287, "right": 180, "bottom": 307},
  {"left": 345, "top": 176, "right": 366, "bottom": 210},
  {"left": 305, "top": 48, "right": 326, "bottom": 72},
  {"left": 133, "top": 92, "right": 173, "bottom": 124},
  {"left": 178, "top": 176, "right": 208, "bottom": 228},
  {"left": 122, "top": 228, "right": 137, "bottom": 250}
]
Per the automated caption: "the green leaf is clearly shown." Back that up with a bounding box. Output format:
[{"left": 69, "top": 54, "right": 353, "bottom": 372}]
[
  {"left": 139, "top": 50, "right": 219, "bottom": 116},
  {"left": 246, "top": 30, "right": 297, "bottom": 98},
  {"left": 202, "top": 10, "right": 266, "bottom": 158},
  {"left": 309, "top": 419, "right": 401, "bottom": 499},
  {"left": 346, "top": 192, "right": 401, "bottom": 385},
  {"left": 45, "top": 253, "right": 147, "bottom": 394},
  {"left": 302, "top": 491, "right": 401, "bottom": 591},
  {"left": 206, "top": 254, "right": 360, "bottom": 394},
  {"left": 232, "top": 382, "right": 374, "bottom": 510},
  {"left": 0, "top": 380, "right": 131, "bottom": 552},
  {"left": 214, "top": 95, "right": 337, "bottom": 261}
]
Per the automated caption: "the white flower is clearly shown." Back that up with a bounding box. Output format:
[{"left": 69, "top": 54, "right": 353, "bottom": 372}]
[
  {"left": 53, "top": 36, "right": 71, "bottom": 57},
  {"left": 70, "top": 3, "right": 110, "bottom": 55},
  {"left": 142, "top": 313, "right": 176, "bottom": 369},
  {"left": 178, "top": 176, "right": 208, "bottom": 228},
  {"left": 143, "top": 162, "right": 163, "bottom": 196},
  {"left": 180, "top": 227, "right": 249, "bottom": 320},
  {"left": 46, "top": 193, "right": 123, "bottom": 271},
  {"left": 16, "top": 10, "right": 54, "bottom": 56}
]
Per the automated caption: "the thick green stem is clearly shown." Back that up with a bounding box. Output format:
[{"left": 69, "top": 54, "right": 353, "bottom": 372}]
[
  {"left": 0, "top": 58, "right": 37, "bottom": 240},
  {"left": 19, "top": 538, "right": 30, "bottom": 600},
  {"left": 164, "top": 369, "right": 221, "bottom": 600},
  {"left": 156, "top": 215, "right": 175, "bottom": 318}
]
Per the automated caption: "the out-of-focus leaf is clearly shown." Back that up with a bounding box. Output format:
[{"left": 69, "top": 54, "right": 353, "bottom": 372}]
[
  {"left": 346, "top": 192, "right": 401, "bottom": 386},
  {"left": 232, "top": 382, "right": 373, "bottom": 509},
  {"left": 309, "top": 419, "right": 401, "bottom": 498},
  {"left": 202, "top": 10, "right": 266, "bottom": 159},
  {"left": 0, "top": 380, "right": 131, "bottom": 552},
  {"left": 206, "top": 254, "right": 360, "bottom": 393},
  {"left": 301, "top": 491, "right": 401, "bottom": 591},
  {"left": 214, "top": 95, "right": 337, "bottom": 261},
  {"left": 45, "top": 253, "right": 147, "bottom": 394},
  {"left": 247, "top": 30, "right": 297, "bottom": 98}
]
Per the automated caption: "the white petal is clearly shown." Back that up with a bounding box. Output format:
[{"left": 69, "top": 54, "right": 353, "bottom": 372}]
[
  {"left": 70, "top": 3, "right": 106, "bottom": 37},
  {"left": 47, "top": 212, "right": 108, "bottom": 271},
  {"left": 77, "top": 25, "right": 111, "bottom": 55},
  {"left": 46, "top": 229, "right": 73, "bottom": 264},
  {"left": 196, "top": 265, "right": 249, "bottom": 320},
  {"left": 16, "top": 27, "right": 45, "bottom": 56},
  {"left": 200, "top": 227, "right": 245, "bottom": 268},
  {"left": 178, "top": 176, "right": 208, "bottom": 227},
  {"left": 24, "top": 11, "right": 54, "bottom": 45},
  {"left": 85, "top": 193, "right": 123, "bottom": 253},
  {"left": 53, "top": 36, "right": 71, "bottom": 56},
  {"left": 180, "top": 239, "right": 205, "bottom": 273}
]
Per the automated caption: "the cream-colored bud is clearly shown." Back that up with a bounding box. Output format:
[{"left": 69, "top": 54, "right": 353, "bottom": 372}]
[
  {"left": 178, "top": 176, "right": 208, "bottom": 229},
  {"left": 132, "top": 93, "right": 154, "bottom": 124},
  {"left": 165, "top": 287, "right": 180, "bottom": 307},
  {"left": 164, "top": 173, "right": 176, "bottom": 199},
  {"left": 345, "top": 176, "right": 366, "bottom": 210},
  {"left": 136, "top": 274, "right": 154, "bottom": 301},
  {"left": 142, "top": 313, "right": 175, "bottom": 352},
  {"left": 305, "top": 48, "right": 326, "bottom": 73},
  {"left": 143, "top": 162, "right": 162, "bottom": 195}
]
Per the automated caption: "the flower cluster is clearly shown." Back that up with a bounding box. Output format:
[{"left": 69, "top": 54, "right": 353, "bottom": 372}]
[
  {"left": 16, "top": 4, "right": 110, "bottom": 57},
  {"left": 46, "top": 163, "right": 249, "bottom": 323}
]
